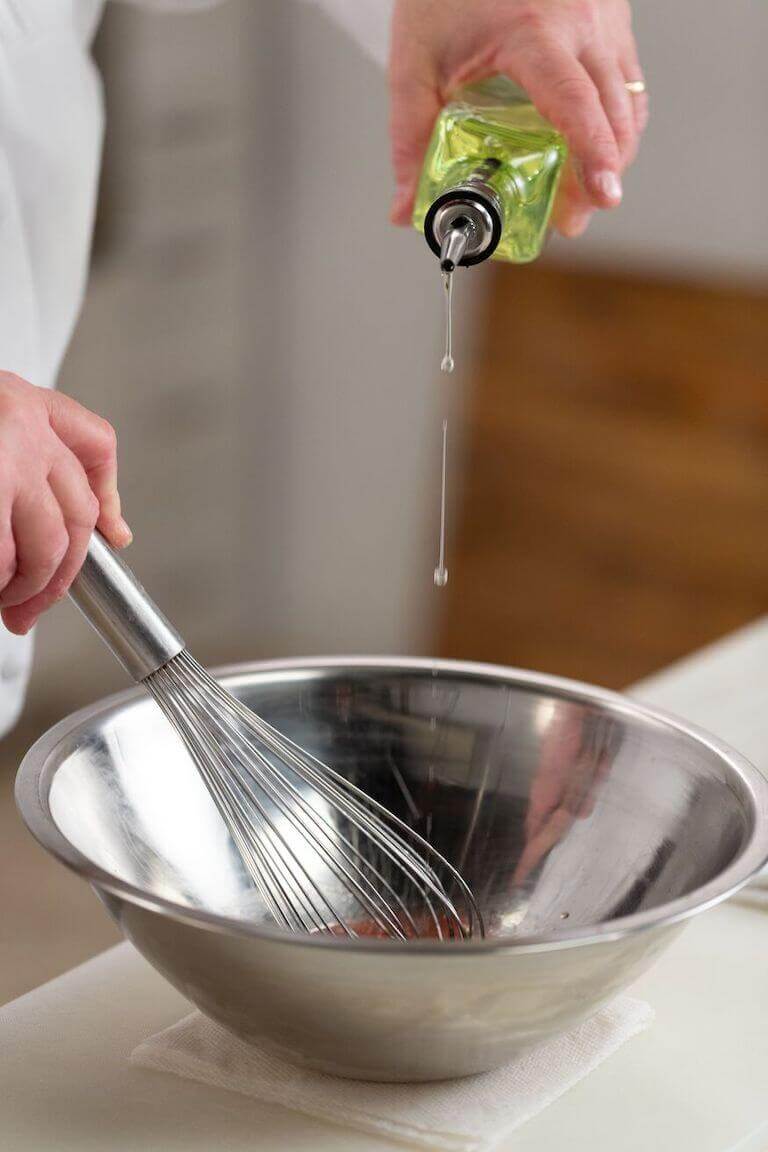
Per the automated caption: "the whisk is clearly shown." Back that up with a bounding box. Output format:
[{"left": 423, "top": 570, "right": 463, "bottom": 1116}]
[{"left": 69, "top": 533, "right": 484, "bottom": 941}]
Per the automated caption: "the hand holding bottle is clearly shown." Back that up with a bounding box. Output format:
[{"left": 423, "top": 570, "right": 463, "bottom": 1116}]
[{"left": 390, "top": 0, "right": 647, "bottom": 238}]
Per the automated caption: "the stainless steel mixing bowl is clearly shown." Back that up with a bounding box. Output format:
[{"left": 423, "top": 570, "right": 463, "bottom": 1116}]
[{"left": 16, "top": 658, "right": 768, "bottom": 1081}]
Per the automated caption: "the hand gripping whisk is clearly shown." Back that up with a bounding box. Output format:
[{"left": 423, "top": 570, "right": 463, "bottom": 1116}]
[{"left": 69, "top": 534, "right": 484, "bottom": 940}]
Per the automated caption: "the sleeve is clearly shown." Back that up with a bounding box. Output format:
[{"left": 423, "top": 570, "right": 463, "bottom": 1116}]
[
  {"left": 0, "top": 0, "right": 391, "bottom": 396},
  {"left": 0, "top": 3, "right": 105, "bottom": 390}
]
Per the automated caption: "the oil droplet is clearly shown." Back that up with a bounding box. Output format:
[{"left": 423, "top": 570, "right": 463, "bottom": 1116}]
[
  {"left": 441, "top": 271, "right": 454, "bottom": 374},
  {"left": 434, "top": 418, "right": 449, "bottom": 588}
]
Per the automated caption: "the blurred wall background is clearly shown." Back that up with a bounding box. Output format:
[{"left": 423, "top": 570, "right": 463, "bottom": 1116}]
[
  {"left": 26, "top": 0, "right": 474, "bottom": 727},
  {"left": 2, "top": 0, "right": 766, "bottom": 1000},
  {"left": 439, "top": 1, "right": 768, "bottom": 684},
  {"left": 23, "top": 0, "right": 768, "bottom": 722}
]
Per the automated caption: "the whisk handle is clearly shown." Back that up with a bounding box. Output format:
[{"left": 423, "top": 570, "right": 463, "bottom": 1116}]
[{"left": 69, "top": 532, "right": 185, "bottom": 683}]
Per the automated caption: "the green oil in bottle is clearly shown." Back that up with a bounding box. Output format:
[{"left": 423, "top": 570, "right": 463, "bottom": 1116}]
[{"left": 413, "top": 76, "right": 567, "bottom": 265}]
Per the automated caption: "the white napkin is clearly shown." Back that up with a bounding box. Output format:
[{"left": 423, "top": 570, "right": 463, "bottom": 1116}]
[{"left": 131, "top": 996, "right": 653, "bottom": 1151}]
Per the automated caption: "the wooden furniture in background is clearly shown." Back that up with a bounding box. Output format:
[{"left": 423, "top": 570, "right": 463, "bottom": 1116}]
[{"left": 438, "top": 263, "right": 768, "bottom": 687}]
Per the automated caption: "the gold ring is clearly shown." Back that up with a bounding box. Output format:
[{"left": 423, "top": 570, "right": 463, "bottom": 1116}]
[{"left": 625, "top": 80, "right": 646, "bottom": 95}]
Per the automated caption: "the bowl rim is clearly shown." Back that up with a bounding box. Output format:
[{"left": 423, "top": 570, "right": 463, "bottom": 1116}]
[{"left": 16, "top": 654, "right": 768, "bottom": 955}]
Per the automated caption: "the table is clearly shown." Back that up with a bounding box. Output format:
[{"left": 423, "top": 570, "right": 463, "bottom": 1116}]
[{"left": 4, "top": 621, "right": 768, "bottom": 1151}]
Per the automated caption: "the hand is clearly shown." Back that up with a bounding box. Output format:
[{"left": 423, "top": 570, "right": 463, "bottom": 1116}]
[
  {"left": 389, "top": 0, "right": 647, "bottom": 237},
  {"left": 513, "top": 709, "right": 617, "bottom": 885},
  {"left": 0, "top": 373, "right": 131, "bottom": 636}
]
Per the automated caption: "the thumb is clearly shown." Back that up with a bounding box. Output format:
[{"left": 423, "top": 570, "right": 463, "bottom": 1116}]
[{"left": 389, "top": 73, "right": 441, "bottom": 226}]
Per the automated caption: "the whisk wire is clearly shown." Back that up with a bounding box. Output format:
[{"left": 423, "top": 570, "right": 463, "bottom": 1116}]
[
  {"left": 199, "top": 670, "right": 471, "bottom": 939},
  {"left": 160, "top": 661, "right": 424, "bottom": 939},
  {"left": 151, "top": 668, "right": 347, "bottom": 934},
  {"left": 146, "top": 651, "right": 483, "bottom": 940},
  {"left": 205, "top": 669, "right": 481, "bottom": 929},
  {"left": 150, "top": 683, "right": 322, "bottom": 930}
]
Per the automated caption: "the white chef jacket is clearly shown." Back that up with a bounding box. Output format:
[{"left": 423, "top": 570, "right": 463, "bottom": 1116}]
[{"left": 0, "top": 0, "right": 390, "bottom": 736}]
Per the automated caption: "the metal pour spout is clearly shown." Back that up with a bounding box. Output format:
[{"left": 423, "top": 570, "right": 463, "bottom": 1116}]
[{"left": 439, "top": 222, "right": 471, "bottom": 273}]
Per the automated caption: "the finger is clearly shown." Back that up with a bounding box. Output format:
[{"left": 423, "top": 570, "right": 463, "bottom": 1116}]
[
  {"left": 40, "top": 390, "right": 131, "bottom": 548},
  {"left": 554, "top": 206, "right": 593, "bottom": 238},
  {"left": 389, "top": 50, "right": 441, "bottom": 226},
  {"left": 563, "top": 761, "right": 597, "bottom": 816},
  {"left": 621, "top": 46, "right": 649, "bottom": 134},
  {"left": 525, "top": 775, "right": 563, "bottom": 842},
  {"left": 514, "top": 808, "right": 573, "bottom": 887},
  {"left": 551, "top": 161, "right": 594, "bottom": 236},
  {"left": 525, "top": 752, "right": 574, "bottom": 841},
  {"left": 0, "top": 486, "right": 68, "bottom": 614},
  {"left": 577, "top": 786, "right": 599, "bottom": 820},
  {"left": 510, "top": 45, "right": 622, "bottom": 208},
  {"left": 581, "top": 48, "right": 637, "bottom": 167},
  {"left": 526, "top": 712, "right": 587, "bottom": 839},
  {"left": 2, "top": 452, "right": 99, "bottom": 634},
  {"left": 0, "top": 516, "right": 16, "bottom": 597}
]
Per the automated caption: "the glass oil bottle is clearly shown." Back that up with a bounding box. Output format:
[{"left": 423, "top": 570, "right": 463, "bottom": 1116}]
[{"left": 413, "top": 76, "right": 567, "bottom": 269}]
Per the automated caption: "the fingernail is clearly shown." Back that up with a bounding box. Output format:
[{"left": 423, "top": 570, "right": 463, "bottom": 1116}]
[
  {"left": 117, "top": 517, "right": 133, "bottom": 546},
  {"left": 593, "top": 170, "right": 622, "bottom": 205}
]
